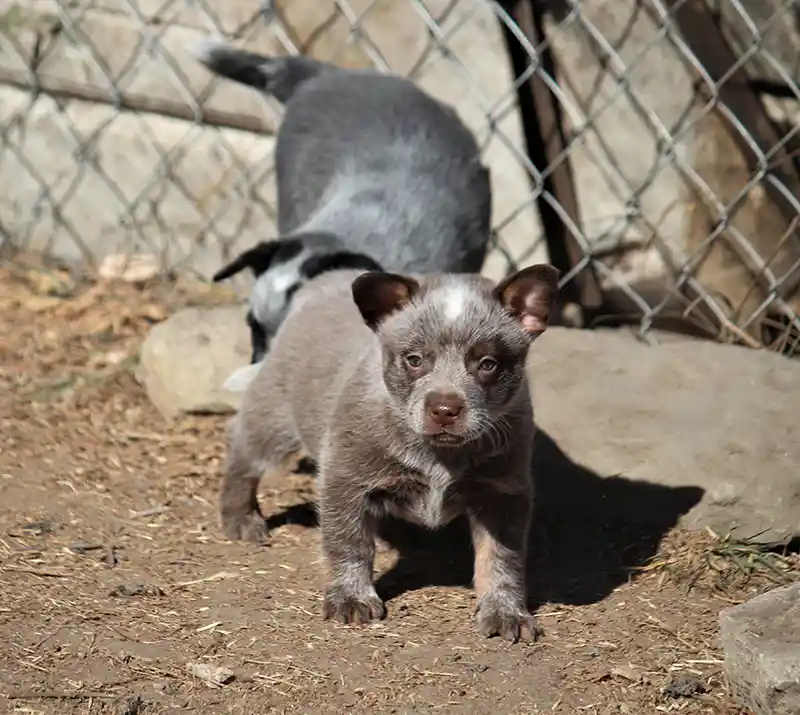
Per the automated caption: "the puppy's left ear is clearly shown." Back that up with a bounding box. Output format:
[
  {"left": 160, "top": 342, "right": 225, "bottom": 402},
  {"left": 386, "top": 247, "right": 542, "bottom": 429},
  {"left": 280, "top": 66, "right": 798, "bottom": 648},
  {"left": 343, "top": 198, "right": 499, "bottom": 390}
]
[
  {"left": 493, "top": 264, "right": 560, "bottom": 338},
  {"left": 352, "top": 271, "right": 419, "bottom": 331}
]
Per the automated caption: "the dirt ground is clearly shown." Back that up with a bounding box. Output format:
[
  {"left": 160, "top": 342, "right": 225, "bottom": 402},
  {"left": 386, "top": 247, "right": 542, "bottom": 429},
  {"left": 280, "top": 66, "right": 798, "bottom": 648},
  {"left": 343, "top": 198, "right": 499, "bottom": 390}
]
[{"left": 1, "top": 260, "right": 797, "bottom": 715}]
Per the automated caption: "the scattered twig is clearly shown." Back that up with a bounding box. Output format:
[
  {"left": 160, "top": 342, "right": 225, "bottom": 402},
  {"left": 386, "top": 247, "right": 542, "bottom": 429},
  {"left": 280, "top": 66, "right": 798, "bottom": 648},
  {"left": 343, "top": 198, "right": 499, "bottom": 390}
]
[
  {"left": 34, "top": 628, "right": 62, "bottom": 649},
  {"left": 68, "top": 543, "right": 104, "bottom": 554},
  {"left": 116, "top": 430, "right": 196, "bottom": 445},
  {"left": 1, "top": 566, "right": 69, "bottom": 578},
  {"left": 252, "top": 672, "right": 299, "bottom": 693},
  {"left": 243, "top": 658, "right": 329, "bottom": 680},
  {"left": 5, "top": 690, "right": 120, "bottom": 700},
  {"left": 646, "top": 615, "right": 702, "bottom": 652},
  {"left": 129, "top": 506, "right": 170, "bottom": 518},
  {"left": 172, "top": 571, "right": 238, "bottom": 589}
]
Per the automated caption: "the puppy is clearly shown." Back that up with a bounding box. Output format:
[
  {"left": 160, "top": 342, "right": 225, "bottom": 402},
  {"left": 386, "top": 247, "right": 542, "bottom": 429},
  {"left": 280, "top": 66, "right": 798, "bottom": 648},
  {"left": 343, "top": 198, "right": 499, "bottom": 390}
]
[
  {"left": 191, "top": 41, "right": 493, "bottom": 367},
  {"left": 221, "top": 263, "right": 559, "bottom": 642}
]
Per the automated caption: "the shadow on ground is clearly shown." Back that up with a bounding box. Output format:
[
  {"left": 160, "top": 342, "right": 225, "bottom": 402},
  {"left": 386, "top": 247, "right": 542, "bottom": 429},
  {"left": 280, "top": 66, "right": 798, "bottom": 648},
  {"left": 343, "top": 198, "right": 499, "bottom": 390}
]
[{"left": 268, "top": 428, "right": 704, "bottom": 609}]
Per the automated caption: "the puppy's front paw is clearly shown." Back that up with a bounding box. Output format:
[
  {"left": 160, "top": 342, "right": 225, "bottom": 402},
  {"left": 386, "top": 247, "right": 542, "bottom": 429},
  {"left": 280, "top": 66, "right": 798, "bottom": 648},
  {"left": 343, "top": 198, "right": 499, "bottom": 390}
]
[
  {"left": 476, "top": 599, "right": 541, "bottom": 643},
  {"left": 220, "top": 509, "right": 269, "bottom": 544},
  {"left": 323, "top": 587, "right": 386, "bottom": 625}
]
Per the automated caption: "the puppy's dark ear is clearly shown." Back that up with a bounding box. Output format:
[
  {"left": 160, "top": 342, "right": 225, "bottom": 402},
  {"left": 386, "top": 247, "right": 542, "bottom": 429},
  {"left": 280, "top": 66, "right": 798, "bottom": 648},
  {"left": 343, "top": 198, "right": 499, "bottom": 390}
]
[
  {"left": 302, "top": 251, "right": 384, "bottom": 281},
  {"left": 493, "top": 264, "right": 559, "bottom": 338},
  {"left": 212, "top": 241, "right": 283, "bottom": 282},
  {"left": 352, "top": 271, "right": 419, "bottom": 331}
]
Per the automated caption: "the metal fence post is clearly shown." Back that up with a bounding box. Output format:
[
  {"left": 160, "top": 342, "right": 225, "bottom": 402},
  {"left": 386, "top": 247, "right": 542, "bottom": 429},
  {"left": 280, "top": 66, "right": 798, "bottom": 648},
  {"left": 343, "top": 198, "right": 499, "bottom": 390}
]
[{"left": 497, "top": 0, "right": 604, "bottom": 325}]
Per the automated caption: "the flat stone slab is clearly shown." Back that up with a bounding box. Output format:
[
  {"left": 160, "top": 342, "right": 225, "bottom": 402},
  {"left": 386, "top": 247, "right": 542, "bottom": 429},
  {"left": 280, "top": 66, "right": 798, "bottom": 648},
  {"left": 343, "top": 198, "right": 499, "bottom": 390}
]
[
  {"left": 719, "top": 582, "right": 800, "bottom": 715},
  {"left": 529, "top": 327, "right": 800, "bottom": 543}
]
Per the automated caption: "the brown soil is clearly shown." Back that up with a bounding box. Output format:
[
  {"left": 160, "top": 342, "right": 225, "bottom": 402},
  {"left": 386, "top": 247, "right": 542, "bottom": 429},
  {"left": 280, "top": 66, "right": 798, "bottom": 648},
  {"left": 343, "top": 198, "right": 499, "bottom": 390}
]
[{"left": 0, "top": 260, "right": 796, "bottom": 715}]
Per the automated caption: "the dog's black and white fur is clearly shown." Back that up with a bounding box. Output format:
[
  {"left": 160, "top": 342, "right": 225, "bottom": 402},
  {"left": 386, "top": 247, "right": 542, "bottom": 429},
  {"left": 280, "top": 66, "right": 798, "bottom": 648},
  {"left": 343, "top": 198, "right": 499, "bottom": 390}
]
[
  {"left": 192, "top": 41, "right": 493, "bottom": 374},
  {"left": 212, "top": 234, "right": 383, "bottom": 364}
]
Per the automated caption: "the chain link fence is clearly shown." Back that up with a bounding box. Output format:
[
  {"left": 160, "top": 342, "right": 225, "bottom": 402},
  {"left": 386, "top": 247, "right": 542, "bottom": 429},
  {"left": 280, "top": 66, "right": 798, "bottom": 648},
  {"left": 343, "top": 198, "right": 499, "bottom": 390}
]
[{"left": 1, "top": 0, "right": 799, "bottom": 356}]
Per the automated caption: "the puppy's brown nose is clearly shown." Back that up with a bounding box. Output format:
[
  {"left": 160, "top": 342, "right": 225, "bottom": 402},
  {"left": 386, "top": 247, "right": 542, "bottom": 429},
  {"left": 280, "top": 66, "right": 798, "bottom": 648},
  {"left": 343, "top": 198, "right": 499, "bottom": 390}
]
[{"left": 426, "top": 392, "right": 464, "bottom": 426}]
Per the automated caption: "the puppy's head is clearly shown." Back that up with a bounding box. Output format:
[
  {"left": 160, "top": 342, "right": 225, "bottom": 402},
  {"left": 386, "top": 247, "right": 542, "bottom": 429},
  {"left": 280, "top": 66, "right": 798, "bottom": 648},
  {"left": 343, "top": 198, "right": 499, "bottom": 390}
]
[
  {"left": 352, "top": 265, "right": 559, "bottom": 449},
  {"left": 214, "top": 233, "right": 383, "bottom": 333}
]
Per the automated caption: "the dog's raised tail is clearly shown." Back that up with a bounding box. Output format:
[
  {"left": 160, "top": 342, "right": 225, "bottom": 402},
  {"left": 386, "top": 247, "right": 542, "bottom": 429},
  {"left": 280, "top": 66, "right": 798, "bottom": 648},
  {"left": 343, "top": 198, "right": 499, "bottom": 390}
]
[{"left": 190, "top": 40, "right": 328, "bottom": 104}]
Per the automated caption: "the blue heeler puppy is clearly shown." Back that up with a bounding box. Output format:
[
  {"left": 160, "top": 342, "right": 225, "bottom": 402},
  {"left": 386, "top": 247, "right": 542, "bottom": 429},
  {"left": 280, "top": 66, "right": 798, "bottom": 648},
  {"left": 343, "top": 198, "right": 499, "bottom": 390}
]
[
  {"left": 222, "top": 262, "right": 559, "bottom": 642},
  {"left": 191, "top": 41, "right": 493, "bottom": 369}
]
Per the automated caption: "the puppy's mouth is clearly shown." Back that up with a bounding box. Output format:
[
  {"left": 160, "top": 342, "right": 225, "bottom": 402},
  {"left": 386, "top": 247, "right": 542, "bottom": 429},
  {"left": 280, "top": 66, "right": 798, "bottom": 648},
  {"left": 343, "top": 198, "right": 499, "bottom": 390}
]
[{"left": 425, "top": 431, "right": 467, "bottom": 447}]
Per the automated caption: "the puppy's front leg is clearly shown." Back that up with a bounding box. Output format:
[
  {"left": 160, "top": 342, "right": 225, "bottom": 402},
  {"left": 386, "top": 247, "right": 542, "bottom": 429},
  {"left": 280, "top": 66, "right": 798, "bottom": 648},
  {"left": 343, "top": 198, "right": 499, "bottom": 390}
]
[
  {"left": 469, "top": 488, "right": 540, "bottom": 643},
  {"left": 318, "top": 462, "right": 385, "bottom": 625}
]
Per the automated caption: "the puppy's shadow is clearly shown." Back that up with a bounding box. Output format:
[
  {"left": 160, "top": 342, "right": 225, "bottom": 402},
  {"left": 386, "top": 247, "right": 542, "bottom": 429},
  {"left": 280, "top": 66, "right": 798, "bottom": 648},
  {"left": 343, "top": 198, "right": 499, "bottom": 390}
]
[
  {"left": 265, "top": 503, "right": 320, "bottom": 531},
  {"left": 268, "top": 429, "right": 704, "bottom": 608},
  {"left": 376, "top": 429, "right": 704, "bottom": 607}
]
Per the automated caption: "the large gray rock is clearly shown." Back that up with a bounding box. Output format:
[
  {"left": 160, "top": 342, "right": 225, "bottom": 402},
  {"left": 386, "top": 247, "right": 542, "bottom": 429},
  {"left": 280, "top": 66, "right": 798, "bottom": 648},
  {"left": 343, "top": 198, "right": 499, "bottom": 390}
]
[
  {"left": 719, "top": 582, "right": 800, "bottom": 714},
  {"left": 137, "top": 305, "right": 251, "bottom": 419},
  {"left": 529, "top": 327, "right": 800, "bottom": 543}
]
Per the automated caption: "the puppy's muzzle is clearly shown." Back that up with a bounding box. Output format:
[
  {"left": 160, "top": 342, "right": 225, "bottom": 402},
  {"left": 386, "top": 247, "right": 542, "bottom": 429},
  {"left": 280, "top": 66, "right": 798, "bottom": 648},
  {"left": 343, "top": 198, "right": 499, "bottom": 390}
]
[
  {"left": 423, "top": 391, "right": 468, "bottom": 445},
  {"left": 426, "top": 392, "right": 464, "bottom": 426}
]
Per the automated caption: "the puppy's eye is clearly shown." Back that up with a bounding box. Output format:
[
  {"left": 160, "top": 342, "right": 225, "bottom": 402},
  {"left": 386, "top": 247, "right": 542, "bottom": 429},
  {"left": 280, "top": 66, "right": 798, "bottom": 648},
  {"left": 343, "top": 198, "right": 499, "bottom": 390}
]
[
  {"left": 478, "top": 357, "right": 498, "bottom": 373},
  {"left": 404, "top": 353, "right": 423, "bottom": 369}
]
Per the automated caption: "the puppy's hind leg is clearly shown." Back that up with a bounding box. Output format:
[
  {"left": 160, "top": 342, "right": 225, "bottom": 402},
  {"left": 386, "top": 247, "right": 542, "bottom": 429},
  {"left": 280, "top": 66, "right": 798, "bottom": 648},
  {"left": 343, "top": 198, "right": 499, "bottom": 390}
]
[{"left": 219, "top": 395, "right": 302, "bottom": 543}]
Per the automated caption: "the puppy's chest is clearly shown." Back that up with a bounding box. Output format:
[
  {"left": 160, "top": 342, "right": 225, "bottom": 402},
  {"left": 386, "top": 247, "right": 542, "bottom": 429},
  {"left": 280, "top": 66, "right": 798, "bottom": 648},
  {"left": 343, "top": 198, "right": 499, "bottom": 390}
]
[{"left": 377, "top": 463, "right": 463, "bottom": 530}]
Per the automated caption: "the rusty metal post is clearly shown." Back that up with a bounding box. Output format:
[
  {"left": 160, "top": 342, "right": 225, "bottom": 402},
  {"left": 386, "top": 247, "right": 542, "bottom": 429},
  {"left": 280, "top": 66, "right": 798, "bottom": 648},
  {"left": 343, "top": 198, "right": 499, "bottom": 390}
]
[{"left": 497, "top": 0, "right": 603, "bottom": 323}]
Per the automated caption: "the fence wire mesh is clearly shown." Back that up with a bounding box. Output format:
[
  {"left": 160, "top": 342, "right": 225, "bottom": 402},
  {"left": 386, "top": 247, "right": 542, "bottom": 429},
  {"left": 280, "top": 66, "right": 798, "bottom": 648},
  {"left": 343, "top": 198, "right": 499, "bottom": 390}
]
[{"left": 1, "top": 0, "right": 799, "bottom": 356}]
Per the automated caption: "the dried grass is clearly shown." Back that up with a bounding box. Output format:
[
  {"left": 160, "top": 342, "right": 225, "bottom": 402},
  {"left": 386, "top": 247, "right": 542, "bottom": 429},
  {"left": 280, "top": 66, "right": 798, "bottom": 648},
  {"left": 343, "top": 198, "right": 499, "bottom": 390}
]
[{"left": 639, "top": 527, "right": 799, "bottom": 598}]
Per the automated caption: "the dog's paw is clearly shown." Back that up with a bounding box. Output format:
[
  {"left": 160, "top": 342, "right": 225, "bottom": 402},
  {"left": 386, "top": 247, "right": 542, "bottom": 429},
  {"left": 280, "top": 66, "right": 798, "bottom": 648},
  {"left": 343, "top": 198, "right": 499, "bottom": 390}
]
[
  {"left": 322, "top": 587, "right": 386, "bottom": 625},
  {"left": 476, "top": 600, "right": 542, "bottom": 643},
  {"left": 220, "top": 509, "right": 269, "bottom": 544}
]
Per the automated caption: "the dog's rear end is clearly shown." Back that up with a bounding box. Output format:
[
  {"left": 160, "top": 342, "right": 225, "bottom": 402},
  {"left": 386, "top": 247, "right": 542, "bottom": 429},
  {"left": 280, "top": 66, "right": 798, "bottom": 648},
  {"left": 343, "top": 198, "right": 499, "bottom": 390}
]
[
  {"left": 272, "top": 70, "right": 492, "bottom": 275},
  {"left": 192, "top": 42, "right": 492, "bottom": 275}
]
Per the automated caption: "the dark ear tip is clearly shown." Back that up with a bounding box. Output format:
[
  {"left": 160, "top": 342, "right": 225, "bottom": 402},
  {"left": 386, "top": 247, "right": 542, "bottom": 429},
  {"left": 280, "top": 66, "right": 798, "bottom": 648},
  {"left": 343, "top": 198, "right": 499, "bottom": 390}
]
[
  {"left": 352, "top": 270, "right": 387, "bottom": 282},
  {"left": 528, "top": 263, "right": 560, "bottom": 285},
  {"left": 351, "top": 270, "right": 386, "bottom": 291}
]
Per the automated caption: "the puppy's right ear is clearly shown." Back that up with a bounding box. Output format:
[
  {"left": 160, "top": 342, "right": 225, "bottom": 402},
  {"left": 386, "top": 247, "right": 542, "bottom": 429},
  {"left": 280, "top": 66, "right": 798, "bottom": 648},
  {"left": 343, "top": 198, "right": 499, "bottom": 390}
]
[
  {"left": 493, "top": 263, "right": 560, "bottom": 339},
  {"left": 212, "top": 241, "right": 283, "bottom": 282},
  {"left": 352, "top": 271, "right": 419, "bottom": 331}
]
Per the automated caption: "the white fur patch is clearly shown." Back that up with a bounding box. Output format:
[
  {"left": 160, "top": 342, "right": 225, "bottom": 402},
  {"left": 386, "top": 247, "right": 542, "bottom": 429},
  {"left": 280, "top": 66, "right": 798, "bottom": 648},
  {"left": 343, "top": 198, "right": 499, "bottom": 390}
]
[
  {"left": 250, "top": 260, "right": 303, "bottom": 326},
  {"left": 270, "top": 270, "right": 296, "bottom": 293},
  {"left": 223, "top": 362, "right": 262, "bottom": 393},
  {"left": 417, "top": 466, "right": 453, "bottom": 528},
  {"left": 441, "top": 286, "right": 469, "bottom": 322},
  {"left": 390, "top": 452, "right": 456, "bottom": 529}
]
